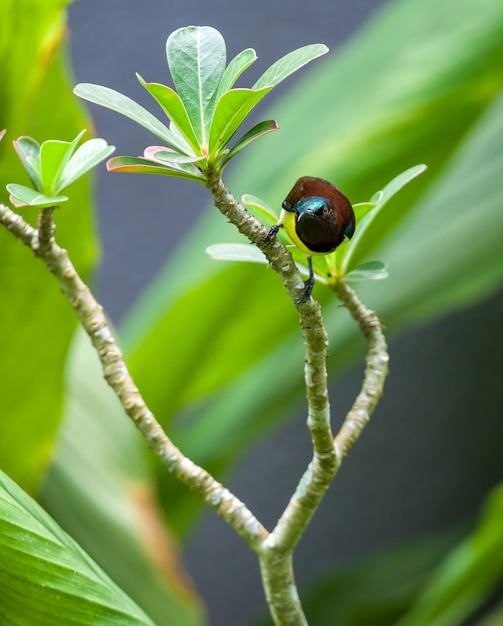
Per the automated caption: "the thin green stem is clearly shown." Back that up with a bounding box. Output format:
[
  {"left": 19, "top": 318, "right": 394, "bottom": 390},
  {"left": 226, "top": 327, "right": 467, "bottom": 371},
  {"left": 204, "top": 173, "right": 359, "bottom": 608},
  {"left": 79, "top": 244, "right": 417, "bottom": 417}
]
[{"left": 331, "top": 280, "right": 389, "bottom": 463}]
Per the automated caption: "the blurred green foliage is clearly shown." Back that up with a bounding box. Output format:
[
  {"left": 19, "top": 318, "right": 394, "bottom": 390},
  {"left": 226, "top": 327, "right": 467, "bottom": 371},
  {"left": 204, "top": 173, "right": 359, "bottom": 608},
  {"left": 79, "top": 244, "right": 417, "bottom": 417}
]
[
  {"left": 1, "top": 0, "right": 503, "bottom": 624},
  {"left": 0, "top": 0, "right": 96, "bottom": 492},
  {"left": 119, "top": 0, "right": 503, "bottom": 535}
]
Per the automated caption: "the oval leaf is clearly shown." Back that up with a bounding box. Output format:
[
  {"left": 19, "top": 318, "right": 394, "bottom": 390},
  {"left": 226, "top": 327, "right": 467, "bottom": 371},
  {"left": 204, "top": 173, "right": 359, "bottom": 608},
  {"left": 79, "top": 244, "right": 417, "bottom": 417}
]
[
  {"left": 216, "top": 47, "right": 257, "bottom": 98},
  {"left": 38, "top": 131, "right": 86, "bottom": 195},
  {"left": 339, "top": 164, "right": 427, "bottom": 274},
  {"left": 206, "top": 242, "right": 267, "bottom": 264},
  {"left": 57, "top": 138, "right": 115, "bottom": 192},
  {"left": 146, "top": 148, "right": 205, "bottom": 164},
  {"left": 253, "top": 43, "right": 328, "bottom": 89},
  {"left": 345, "top": 260, "right": 389, "bottom": 282},
  {"left": 223, "top": 119, "right": 279, "bottom": 165},
  {"left": 74, "top": 83, "right": 187, "bottom": 153},
  {"left": 106, "top": 155, "right": 204, "bottom": 182},
  {"left": 136, "top": 75, "right": 201, "bottom": 154},
  {"left": 6, "top": 183, "right": 68, "bottom": 208},
  {"left": 209, "top": 87, "right": 272, "bottom": 157},
  {"left": 166, "top": 26, "right": 227, "bottom": 148},
  {"left": 12, "top": 136, "right": 41, "bottom": 189}
]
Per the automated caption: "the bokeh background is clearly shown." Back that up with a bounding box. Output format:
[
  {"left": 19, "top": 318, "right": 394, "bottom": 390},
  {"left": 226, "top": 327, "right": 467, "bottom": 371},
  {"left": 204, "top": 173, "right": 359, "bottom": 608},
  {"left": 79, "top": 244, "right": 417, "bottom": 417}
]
[
  {"left": 65, "top": 1, "right": 503, "bottom": 624},
  {"left": 1, "top": 0, "right": 502, "bottom": 624}
]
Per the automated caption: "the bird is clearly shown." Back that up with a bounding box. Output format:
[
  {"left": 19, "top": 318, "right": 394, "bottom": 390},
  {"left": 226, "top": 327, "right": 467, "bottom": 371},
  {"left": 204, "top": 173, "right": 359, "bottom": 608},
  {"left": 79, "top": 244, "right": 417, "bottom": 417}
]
[{"left": 264, "top": 176, "right": 355, "bottom": 303}]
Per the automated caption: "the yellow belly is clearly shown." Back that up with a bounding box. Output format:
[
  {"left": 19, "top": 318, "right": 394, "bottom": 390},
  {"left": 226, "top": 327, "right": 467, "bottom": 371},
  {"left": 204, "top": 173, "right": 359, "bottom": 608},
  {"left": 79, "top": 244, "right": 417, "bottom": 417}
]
[{"left": 279, "top": 209, "right": 327, "bottom": 256}]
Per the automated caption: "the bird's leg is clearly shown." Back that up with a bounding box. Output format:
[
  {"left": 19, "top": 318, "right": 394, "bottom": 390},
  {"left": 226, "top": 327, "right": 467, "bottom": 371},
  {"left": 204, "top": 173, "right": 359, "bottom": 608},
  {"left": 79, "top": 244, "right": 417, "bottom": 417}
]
[
  {"left": 262, "top": 223, "right": 282, "bottom": 244},
  {"left": 262, "top": 224, "right": 313, "bottom": 303},
  {"left": 296, "top": 255, "right": 315, "bottom": 304}
]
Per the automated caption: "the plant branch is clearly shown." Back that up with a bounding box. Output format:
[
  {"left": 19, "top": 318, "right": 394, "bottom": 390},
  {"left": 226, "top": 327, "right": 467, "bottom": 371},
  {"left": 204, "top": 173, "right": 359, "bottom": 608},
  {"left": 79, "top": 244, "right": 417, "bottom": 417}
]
[
  {"left": 204, "top": 171, "right": 389, "bottom": 625},
  {"left": 205, "top": 169, "right": 337, "bottom": 624},
  {"left": 1, "top": 186, "right": 388, "bottom": 626},
  {"left": 0, "top": 202, "right": 268, "bottom": 550},
  {"left": 331, "top": 280, "right": 389, "bottom": 462},
  {"left": 204, "top": 169, "right": 336, "bottom": 466},
  {"left": 259, "top": 551, "right": 307, "bottom": 626},
  {"left": 36, "top": 206, "right": 56, "bottom": 253}
]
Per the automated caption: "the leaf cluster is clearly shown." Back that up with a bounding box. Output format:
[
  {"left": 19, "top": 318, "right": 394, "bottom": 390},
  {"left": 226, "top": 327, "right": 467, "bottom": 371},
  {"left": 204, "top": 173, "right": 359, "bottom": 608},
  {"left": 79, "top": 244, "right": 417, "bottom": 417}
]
[
  {"left": 6, "top": 131, "right": 114, "bottom": 208},
  {"left": 74, "top": 26, "right": 327, "bottom": 180}
]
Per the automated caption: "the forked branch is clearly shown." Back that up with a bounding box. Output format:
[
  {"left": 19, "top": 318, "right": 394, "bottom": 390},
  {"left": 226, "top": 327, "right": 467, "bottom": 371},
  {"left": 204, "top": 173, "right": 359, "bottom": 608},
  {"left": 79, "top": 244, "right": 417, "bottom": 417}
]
[{"left": 1, "top": 181, "right": 388, "bottom": 626}]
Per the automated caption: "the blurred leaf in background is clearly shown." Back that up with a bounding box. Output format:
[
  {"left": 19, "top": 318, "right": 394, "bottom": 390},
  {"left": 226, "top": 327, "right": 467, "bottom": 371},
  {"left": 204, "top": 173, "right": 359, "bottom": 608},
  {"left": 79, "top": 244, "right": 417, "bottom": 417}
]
[
  {"left": 394, "top": 485, "right": 503, "bottom": 626},
  {"left": 2, "top": 0, "right": 503, "bottom": 624},
  {"left": 0, "top": 0, "right": 96, "bottom": 491},
  {"left": 42, "top": 330, "right": 204, "bottom": 625},
  {"left": 258, "top": 485, "right": 503, "bottom": 624},
  {"left": 256, "top": 528, "right": 465, "bottom": 626},
  {"left": 0, "top": 2, "right": 205, "bottom": 623},
  {"left": 115, "top": 0, "right": 503, "bottom": 533},
  {"left": 261, "top": 487, "right": 503, "bottom": 626}
]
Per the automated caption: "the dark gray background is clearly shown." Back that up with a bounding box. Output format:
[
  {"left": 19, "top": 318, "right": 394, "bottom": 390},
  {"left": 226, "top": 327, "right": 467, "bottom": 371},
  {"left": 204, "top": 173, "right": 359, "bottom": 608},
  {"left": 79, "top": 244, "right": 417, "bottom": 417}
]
[{"left": 67, "top": 2, "right": 503, "bottom": 624}]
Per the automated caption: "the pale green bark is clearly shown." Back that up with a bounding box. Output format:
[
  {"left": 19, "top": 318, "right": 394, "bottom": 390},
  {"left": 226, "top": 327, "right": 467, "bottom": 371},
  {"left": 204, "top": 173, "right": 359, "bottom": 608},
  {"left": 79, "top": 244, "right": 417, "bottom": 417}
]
[{"left": 1, "top": 185, "right": 389, "bottom": 626}]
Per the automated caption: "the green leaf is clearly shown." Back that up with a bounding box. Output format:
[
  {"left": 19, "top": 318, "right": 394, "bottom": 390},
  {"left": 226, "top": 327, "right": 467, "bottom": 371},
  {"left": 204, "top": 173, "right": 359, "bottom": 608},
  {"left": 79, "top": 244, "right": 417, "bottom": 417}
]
[
  {"left": 12, "top": 135, "right": 42, "bottom": 188},
  {"left": 353, "top": 201, "right": 377, "bottom": 222},
  {"left": 368, "top": 85, "right": 503, "bottom": 327},
  {"left": 205, "top": 242, "right": 321, "bottom": 285},
  {"left": 38, "top": 131, "right": 85, "bottom": 194},
  {"left": 206, "top": 242, "right": 267, "bottom": 264},
  {"left": 6, "top": 183, "right": 68, "bottom": 208},
  {"left": 345, "top": 260, "right": 388, "bottom": 282},
  {"left": 257, "top": 531, "right": 462, "bottom": 626},
  {"left": 375, "top": 164, "right": 428, "bottom": 206},
  {"left": 106, "top": 155, "right": 205, "bottom": 182},
  {"left": 74, "top": 83, "right": 187, "bottom": 153},
  {"left": 26, "top": 154, "right": 42, "bottom": 184},
  {"left": 222, "top": 119, "right": 279, "bottom": 165},
  {"left": 475, "top": 600, "right": 503, "bottom": 626},
  {"left": 166, "top": 26, "right": 227, "bottom": 148},
  {"left": 147, "top": 147, "right": 205, "bottom": 164},
  {"left": 168, "top": 122, "right": 195, "bottom": 154},
  {"left": 57, "top": 137, "right": 115, "bottom": 192},
  {"left": 253, "top": 43, "right": 328, "bottom": 89},
  {"left": 395, "top": 486, "right": 503, "bottom": 626},
  {"left": 241, "top": 193, "right": 279, "bottom": 224},
  {"left": 216, "top": 47, "right": 257, "bottom": 98},
  {"left": 0, "top": 469, "right": 156, "bottom": 625},
  {"left": 208, "top": 87, "right": 272, "bottom": 157},
  {"left": 136, "top": 74, "right": 201, "bottom": 153},
  {"left": 338, "top": 164, "right": 427, "bottom": 275},
  {"left": 42, "top": 329, "right": 205, "bottom": 626}
]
